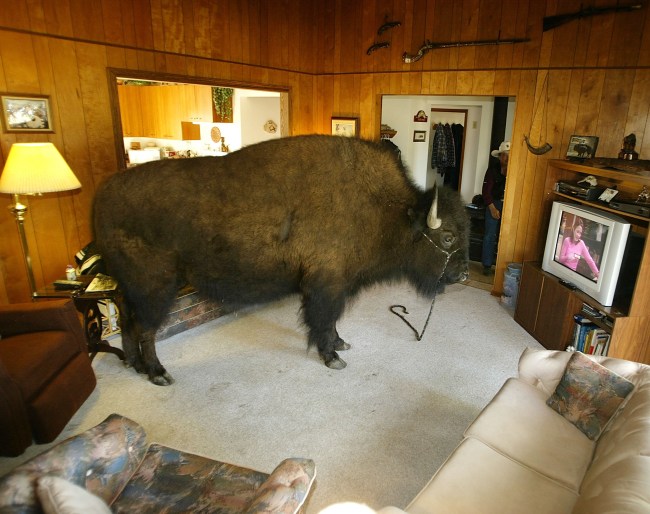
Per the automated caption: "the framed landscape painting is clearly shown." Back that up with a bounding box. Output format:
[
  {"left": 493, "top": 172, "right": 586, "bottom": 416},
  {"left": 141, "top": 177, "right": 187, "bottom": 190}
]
[{"left": 1, "top": 94, "right": 53, "bottom": 133}]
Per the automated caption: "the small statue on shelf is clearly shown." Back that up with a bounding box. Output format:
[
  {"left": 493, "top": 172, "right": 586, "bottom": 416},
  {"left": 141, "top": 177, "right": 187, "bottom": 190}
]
[{"left": 618, "top": 133, "right": 639, "bottom": 161}]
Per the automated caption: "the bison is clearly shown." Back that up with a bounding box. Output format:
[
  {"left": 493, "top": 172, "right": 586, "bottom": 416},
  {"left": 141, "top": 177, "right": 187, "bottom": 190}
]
[
  {"left": 94, "top": 135, "right": 469, "bottom": 385},
  {"left": 574, "top": 143, "right": 592, "bottom": 158}
]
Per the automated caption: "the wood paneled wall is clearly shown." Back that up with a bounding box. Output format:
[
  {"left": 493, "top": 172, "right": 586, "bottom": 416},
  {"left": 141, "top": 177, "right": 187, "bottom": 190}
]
[{"left": 1, "top": 0, "right": 649, "bottom": 304}]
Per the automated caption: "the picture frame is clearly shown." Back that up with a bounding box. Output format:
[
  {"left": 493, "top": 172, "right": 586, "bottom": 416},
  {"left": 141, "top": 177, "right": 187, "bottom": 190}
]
[
  {"left": 413, "top": 130, "right": 427, "bottom": 142},
  {"left": 331, "top": 117, "right": 358, "bottom": 138},
  {"left": 1, "top": 93, "right": 53, "bottom": 133},
  {"left": 413, "top": 110, "right": 428, "bottom": 122},
  {"left": 566, "top": 135, "right": 599, "bottom": 160}
]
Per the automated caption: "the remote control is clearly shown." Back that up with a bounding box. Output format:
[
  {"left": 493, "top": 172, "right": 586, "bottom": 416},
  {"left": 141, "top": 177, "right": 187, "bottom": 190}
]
[{"left": 558, "top": 279, "right": 577, "bottom": 291}]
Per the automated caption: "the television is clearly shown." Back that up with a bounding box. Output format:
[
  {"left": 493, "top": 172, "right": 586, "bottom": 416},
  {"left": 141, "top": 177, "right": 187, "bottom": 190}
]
[{"left": 542, "top": 201, "right": 639, "bottom": 308}]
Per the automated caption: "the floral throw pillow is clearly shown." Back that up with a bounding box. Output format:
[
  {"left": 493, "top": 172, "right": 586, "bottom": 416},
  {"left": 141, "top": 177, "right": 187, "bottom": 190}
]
[{"left": 547, "top": 352, "right": 635, "bottom": 440}]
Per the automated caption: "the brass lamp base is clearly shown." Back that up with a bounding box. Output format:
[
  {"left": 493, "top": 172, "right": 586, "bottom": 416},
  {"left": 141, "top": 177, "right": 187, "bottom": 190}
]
[{"left": 8, "top": 194, "right": 37, "bottom": 295}]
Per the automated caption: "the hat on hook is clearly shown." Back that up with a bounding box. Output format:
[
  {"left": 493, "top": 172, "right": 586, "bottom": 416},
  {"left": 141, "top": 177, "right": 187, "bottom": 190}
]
[{"left": 491, "top": 141, "right": 511, "bottom": 157}]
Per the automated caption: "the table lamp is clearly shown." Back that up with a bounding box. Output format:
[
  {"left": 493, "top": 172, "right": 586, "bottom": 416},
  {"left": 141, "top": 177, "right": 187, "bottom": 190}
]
[{"left": 0, "top": 142, "right": 81, "bottom": 294}]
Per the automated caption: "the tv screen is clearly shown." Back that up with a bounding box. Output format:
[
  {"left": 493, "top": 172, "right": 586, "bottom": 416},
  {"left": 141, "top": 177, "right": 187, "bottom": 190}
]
[
  {"left": 552, "top": 211, "right": 607, "bottom": 282},
  {"left": 542, "top": 202, "right": 632, "bottom": 307}
]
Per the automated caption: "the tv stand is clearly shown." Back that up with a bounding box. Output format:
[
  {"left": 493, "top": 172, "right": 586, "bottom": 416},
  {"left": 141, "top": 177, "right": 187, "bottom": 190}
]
[{"left": 515, "top": 159, "right": 650, "bottom": 364}]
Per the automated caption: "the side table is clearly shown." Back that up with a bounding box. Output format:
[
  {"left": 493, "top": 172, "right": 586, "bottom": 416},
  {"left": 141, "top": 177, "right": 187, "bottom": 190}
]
[{"left": 33, "top": 275, "right": 125, "bottom": 362}]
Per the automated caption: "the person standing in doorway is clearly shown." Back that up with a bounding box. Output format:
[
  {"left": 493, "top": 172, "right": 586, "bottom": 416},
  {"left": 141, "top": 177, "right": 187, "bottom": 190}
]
[{"left": 481, "top": 141, "right": 510, "bottom": 274}]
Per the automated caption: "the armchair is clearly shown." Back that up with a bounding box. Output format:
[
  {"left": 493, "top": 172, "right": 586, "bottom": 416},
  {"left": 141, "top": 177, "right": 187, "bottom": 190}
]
[
  {"left": 0, "top": 414, "right": 316, "bottom": 514},
  {"left": 0, "top": 299, "right": 96, "bottom": 457}
]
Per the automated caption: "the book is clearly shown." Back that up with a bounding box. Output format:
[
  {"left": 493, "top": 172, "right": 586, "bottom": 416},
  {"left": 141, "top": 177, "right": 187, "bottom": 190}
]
[
  {"left": 572, "top": 314, "right": 596, "bottom": 352},
  {"left": 85, "top": 273, "right": 118, "bottom": 293}
]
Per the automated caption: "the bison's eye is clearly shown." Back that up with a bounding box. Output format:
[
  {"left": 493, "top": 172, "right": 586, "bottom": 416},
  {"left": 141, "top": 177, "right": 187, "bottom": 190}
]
[{"left": 441, "top": 231, "right": 456, "bottom": 249}]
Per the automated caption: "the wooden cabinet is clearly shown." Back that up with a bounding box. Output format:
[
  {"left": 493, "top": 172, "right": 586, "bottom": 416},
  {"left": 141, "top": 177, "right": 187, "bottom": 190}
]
[
  {"left": 515, "top": 262, "right": 586, "bottom": 350},
  {"left": 184, "top": 85, "right": 213, "bottom": 122},
  {"left": 117, "top": 84, "right": 215, "bottom": 139},
  {"left": 137, "top": 86, "right": 161, "bottom": 138},
  {"left": 117, "top": 85, "right": 143, "bottom": 137},
  {"left": 515, "top": 159, "right": 650, "bottom": 363}
]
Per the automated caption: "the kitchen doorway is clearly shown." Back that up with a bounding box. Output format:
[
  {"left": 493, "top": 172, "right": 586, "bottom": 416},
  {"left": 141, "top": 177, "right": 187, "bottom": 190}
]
[{"left": 107, "top": 68, "right": 290, "bottom": 170}]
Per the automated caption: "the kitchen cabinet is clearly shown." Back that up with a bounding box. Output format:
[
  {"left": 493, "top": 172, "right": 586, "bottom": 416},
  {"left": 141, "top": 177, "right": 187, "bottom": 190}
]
[
  {"left": 117, "top": 84, "right": 215, "bottom": 139},
  {"left": 117, "top": 86, "right": 143, "bottom": 137},
  {"left": 158, "top": 86, "right": 183, "bottom": 139},
  {"left": 184, "top": 85, "right": 213, "bottom": 122},
  {"left": 137, "top": 86, "right": 161, "bottom": 138}
]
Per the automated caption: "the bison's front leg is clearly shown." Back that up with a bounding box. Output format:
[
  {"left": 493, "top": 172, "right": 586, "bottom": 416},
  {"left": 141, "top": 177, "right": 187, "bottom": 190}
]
[
  {"left": 116, "top": 299, "right": 146, "bottom": 372},
  {"left": 140, "top": 331, "right": 174, "bottom": 386},
  {"left": 117, "top": 300, "right": 174, "bottom": 385},
  {"left": 301, "top": 285, "right": 349, "bottom": 370}
]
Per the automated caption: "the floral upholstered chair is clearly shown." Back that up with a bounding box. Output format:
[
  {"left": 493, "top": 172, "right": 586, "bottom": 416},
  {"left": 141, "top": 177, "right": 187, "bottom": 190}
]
[{"left": 0, "top": 414, "right": 316, "bottom": 514}]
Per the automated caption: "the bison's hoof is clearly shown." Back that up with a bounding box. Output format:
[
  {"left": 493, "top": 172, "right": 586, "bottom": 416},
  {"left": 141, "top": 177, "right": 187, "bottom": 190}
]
[
  {"left": 334, "top": 339, "right": 351, "bottom": 351},
  {"left": 325, "top": 355, "right": 347, "bottom": 370},
  {"left": 150, "top": 371, "right": 175, "bottom": 386}
]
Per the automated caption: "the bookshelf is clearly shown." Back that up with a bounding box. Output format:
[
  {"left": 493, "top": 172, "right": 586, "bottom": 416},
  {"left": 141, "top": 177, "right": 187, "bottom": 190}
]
[{"left": 514, "top": 159, "right": 650, "bottom": 364}]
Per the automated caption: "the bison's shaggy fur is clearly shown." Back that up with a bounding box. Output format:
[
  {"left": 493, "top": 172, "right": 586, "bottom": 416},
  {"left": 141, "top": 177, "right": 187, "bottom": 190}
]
[{"left": 94, "top": 135, "right": 469, "bottom": 384}]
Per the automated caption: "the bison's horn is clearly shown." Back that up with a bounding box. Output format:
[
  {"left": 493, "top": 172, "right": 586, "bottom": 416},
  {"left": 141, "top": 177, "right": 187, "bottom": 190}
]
[{"left": 427, "top": 186, "right": 442, "bottom": 229}]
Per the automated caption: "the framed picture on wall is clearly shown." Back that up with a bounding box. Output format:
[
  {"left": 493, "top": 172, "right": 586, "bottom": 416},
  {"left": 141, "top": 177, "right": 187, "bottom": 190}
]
[
  {"left": 331, "top": 117, "right": 358, "bottom": 137},
  {"left": 413, "top": 130, "right": 427, "bottom": 142},
  {"left": 1, "top": 93, "right": 53, "bottom": 133}
]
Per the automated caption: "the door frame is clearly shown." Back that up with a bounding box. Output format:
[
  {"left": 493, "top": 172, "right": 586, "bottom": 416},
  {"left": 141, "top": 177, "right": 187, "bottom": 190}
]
[{"left": 106, "top": 68, "right": 290, "bottom": 170}]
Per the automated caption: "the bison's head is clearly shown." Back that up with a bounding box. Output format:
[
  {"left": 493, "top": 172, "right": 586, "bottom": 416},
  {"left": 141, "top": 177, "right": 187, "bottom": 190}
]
[{"left": 407, "top": 185, "right": 470, "bottom": 297}]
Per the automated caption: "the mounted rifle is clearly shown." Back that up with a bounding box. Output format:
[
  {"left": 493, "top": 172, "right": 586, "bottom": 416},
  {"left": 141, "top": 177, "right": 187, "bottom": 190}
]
[
  {"left": 543, "top": 3, "right": 642, "bottom": 31},
  {"left": 403, "top": 37, "right": 530, "bottom": 64}
]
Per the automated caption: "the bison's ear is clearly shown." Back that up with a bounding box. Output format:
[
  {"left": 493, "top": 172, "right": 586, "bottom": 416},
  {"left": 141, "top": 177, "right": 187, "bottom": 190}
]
[{"left": 407, "top": 207, "right": 426, "bottom": 237}]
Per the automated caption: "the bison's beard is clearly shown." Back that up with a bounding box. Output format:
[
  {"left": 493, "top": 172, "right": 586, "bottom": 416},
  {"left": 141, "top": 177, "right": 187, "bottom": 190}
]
[{"left": 408, "top": 268, "right": 447, "bottom": 298}]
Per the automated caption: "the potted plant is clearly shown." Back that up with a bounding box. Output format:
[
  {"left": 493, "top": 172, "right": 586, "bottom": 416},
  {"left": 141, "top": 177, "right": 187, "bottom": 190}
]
[{"left": 212, "top": 87, "right": 234, "bottom": 123}]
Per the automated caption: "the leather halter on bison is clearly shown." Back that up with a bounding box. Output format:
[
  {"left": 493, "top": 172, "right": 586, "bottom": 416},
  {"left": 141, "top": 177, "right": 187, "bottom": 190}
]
[{"left": 93, "top": 135, "right": 470, "bottom": 385}]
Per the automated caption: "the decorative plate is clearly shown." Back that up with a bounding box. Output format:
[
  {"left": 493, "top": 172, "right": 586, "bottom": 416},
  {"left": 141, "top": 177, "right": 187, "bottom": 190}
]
[{"left": 210, "top": 126, "right": 222, "bottom": 143}]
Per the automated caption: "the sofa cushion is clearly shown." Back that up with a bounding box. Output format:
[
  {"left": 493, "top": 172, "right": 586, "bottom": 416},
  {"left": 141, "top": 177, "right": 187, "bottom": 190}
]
[
  {"left": 405, "top": 438, "right": 578, "bottom": 514},
  {"left": 518, "top": 348, "right": 572, "bottom": 395},
  {"left": 112, "top": 443, "right": 271, "bottom": 513},
  {"left": 37, "top": 476, "right": 111, "bottom": 514},
  {"left": 464, "top": 377, "right": 593, "bottom": 490},
  {"left": 546, "top": 352, "right": 634, "bottom": 440}
]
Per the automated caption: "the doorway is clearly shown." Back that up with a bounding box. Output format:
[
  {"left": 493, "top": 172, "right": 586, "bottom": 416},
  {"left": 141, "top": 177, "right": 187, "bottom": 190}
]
[{"left": 380, "top": 94, "right": 515, "bottom": 289}]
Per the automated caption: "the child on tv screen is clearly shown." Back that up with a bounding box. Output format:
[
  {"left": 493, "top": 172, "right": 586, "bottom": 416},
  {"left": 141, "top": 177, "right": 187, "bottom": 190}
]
[{"left": 554, "top": 213, "right": 606, "bottom": 281}]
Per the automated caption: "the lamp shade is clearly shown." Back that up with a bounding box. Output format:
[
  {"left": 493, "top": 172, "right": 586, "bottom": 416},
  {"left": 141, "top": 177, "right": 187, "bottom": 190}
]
[{"left": 0, "top": 142, "right": 81, "bottom": 194}]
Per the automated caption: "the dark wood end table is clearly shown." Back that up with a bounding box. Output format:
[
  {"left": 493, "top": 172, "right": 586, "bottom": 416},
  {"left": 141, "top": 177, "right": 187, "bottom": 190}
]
[{"left": 33, "top": 275, "right": 125, "bottom": 362}]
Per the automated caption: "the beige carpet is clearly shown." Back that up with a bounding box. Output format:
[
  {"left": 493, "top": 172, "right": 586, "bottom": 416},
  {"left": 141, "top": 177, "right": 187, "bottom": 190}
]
[{"left": 0, "top": 282, "right": 542, "bottom": 512}]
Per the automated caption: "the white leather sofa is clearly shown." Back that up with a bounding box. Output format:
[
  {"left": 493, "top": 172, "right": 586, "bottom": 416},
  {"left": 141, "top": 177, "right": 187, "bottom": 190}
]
[{"left": 335, "top": 348, "right": 650, "bottom": 514}]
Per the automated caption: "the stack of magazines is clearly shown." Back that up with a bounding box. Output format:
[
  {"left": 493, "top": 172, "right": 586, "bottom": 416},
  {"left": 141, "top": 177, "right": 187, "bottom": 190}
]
[{"left": 85, "top": 273, "right": 118, "bottom": 293}]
